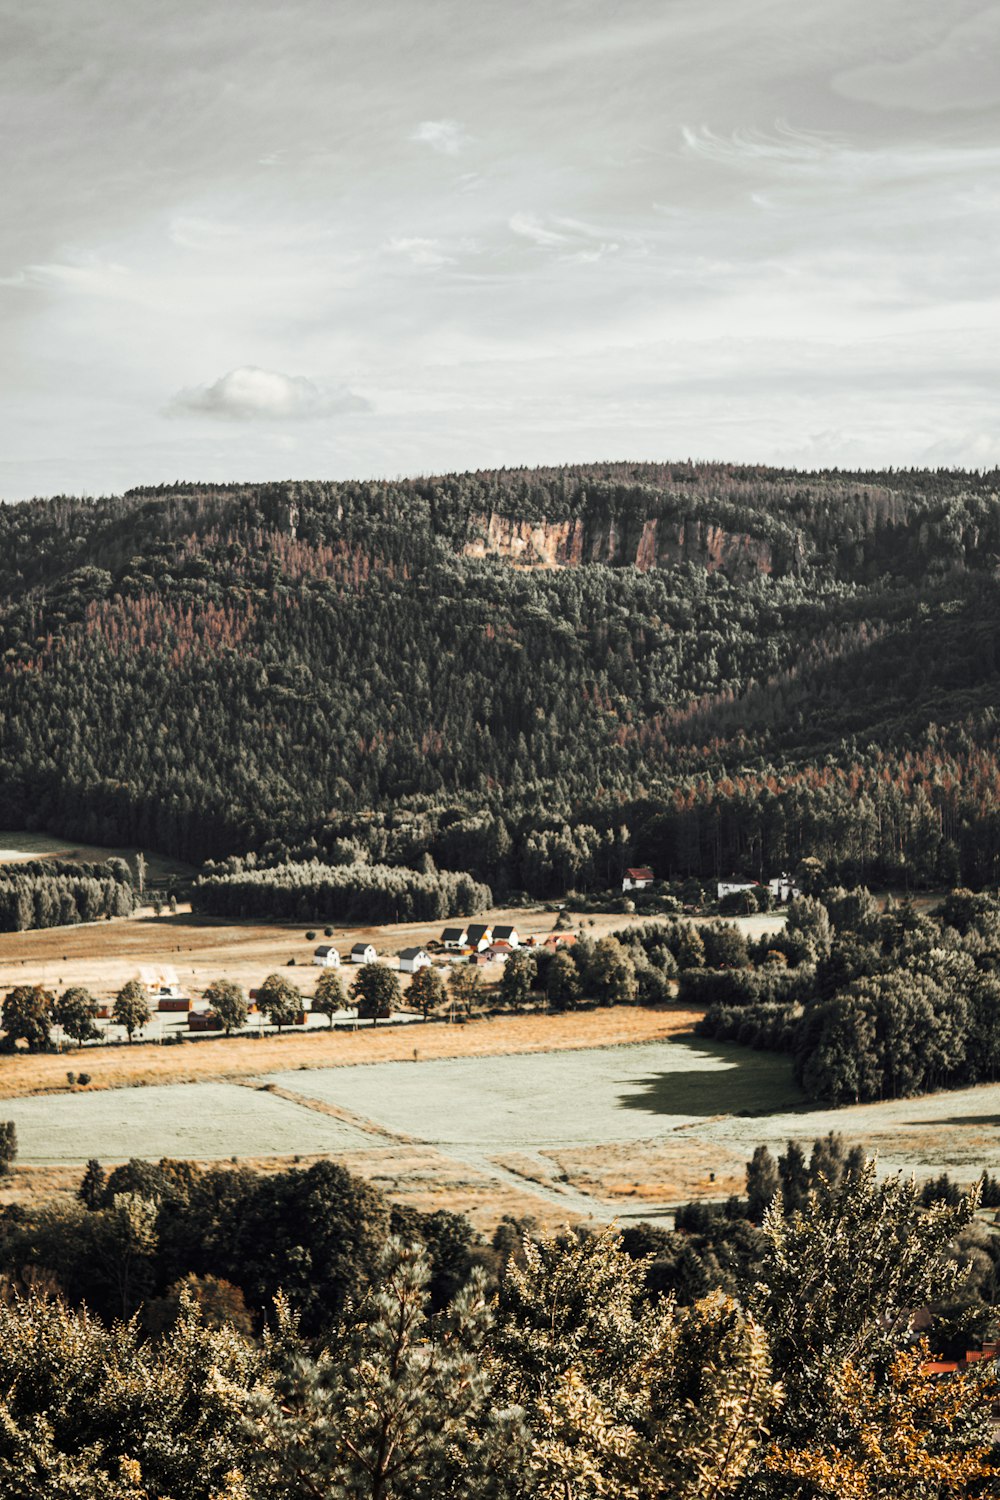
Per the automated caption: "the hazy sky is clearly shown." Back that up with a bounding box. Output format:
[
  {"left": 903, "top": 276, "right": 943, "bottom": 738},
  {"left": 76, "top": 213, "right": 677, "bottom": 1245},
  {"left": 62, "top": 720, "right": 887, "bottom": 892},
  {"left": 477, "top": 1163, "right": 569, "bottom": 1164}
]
[{"left": 2, "top": 0, "right": 999, "bottom": 498}]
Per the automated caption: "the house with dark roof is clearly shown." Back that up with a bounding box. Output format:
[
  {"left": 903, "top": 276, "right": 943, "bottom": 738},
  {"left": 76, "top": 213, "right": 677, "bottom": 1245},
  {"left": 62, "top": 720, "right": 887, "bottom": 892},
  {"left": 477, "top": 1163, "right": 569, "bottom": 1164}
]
[
  {"left": 466, "top": 923, "right": 492, "bottom": 951},
  {"left": 313, "top": 945, "right": 341, "bottom": 967},
  {"left": 351, "top": 942, "right": 377, "bottom": 965},
  {"left": 399, "top": 947, "right": 431, "bottom": 973},
  {"left": 441, "top": 926, "right": 468, "bottom": 950},
  {"left": 491, "top": 924, "right": 520, "bottom": 947}
]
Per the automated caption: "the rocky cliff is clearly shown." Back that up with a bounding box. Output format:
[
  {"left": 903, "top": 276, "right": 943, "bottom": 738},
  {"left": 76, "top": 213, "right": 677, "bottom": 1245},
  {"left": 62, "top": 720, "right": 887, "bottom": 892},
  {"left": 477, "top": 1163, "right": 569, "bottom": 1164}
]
[{"left": 463, "top": 511, "right": 776, "bottom": 579}]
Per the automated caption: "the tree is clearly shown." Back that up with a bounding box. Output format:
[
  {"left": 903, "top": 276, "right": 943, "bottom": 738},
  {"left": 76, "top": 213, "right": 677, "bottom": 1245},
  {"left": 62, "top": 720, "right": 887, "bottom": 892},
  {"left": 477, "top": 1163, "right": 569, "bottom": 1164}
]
[
  {"left": 752, "top": 1161, "right": 993, "bottom": 1483},
  {"left": 248, "top": 1239, "right": 512, "bottom": 1500},
  {"left": 676, "top": 925, "right": 706, "bottom": 970},
  {"left": 55, "top": 985, "right": 100, "bottom": 1047},
  {"left": 350, "top": 963, "right": 401, "bottom": 1024},
  {"left": 78, "top": 1158, "right": 106, "bottom": 1210},
  {"left": 407, "top": 965, "right": 445, "bottom": 1019},
  {"left": 778, "top": 1140, "right": 810, "bottom": 1214},
  {"left": 586, "top": 937, "right": 638, "bottom": 1005},
  {"left": 546, "top": 949, "right": 582, "bottom": 1010},
  {"left": 312, "top": 967, "right": 348, "bottom": 1026},
  {"left": 202, "top": 978, "right": 248, "bottom": 1035},
  {"left": 2, "top": 984, "right": 54, "bottom": 1051},
  {"left": 491, "top": 1227, "right": 775, "bottom": 1499},
  {"left": 112, "top": 979, "right": 150, "bottom": 1043},
  {"left": 499, "top": 950, "right": 536, "bottom": 1009},
  {"left": 0, "top": 1122, "right": 16, "bottom": 1177},
  {"left": 256, "top": 973, "right": 302, "bottom": 1031},
  {"left": 447, "top": 965, "right": 482, "bottom": 1015},
  {"left": 746, "top": 1145, "right": 780, "bottom": 1223}
]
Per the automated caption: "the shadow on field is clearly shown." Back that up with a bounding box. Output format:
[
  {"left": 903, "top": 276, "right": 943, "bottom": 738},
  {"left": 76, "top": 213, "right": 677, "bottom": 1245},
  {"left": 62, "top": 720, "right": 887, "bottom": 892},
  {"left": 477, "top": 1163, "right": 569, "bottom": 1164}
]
[{"left": 617, "top": 1035, "right": 805, "bottom": 1120}]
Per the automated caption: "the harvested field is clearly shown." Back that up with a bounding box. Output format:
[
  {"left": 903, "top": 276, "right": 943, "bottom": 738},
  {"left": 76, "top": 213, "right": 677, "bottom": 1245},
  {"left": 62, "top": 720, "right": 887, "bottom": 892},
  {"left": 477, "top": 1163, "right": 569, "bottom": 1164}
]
[
  {"left": 2, "top": 1081, "right": 375, "bottom": 1164},
  {"left": 0, "top": 1005, "right": 702, "bottom": 1100}
]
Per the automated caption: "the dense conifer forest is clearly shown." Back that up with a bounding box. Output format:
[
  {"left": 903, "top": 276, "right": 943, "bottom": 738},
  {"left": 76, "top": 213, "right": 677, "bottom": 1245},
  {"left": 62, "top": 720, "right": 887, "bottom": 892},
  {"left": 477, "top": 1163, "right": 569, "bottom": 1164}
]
[{"left": 3, "top": 462, "right": 1000, "bottom": 893}]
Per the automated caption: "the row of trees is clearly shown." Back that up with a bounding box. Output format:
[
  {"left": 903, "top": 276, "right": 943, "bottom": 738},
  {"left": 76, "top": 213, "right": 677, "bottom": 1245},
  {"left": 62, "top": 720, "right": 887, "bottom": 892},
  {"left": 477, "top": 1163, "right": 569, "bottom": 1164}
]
[
  {"left": 0, "top": 870, "right": 134, "bottom": 932},
  {"left": 191, "top": 859, "right": 491, "bottom": 923},
  {"left": 0, "top": 1148, "right": 993, "bottom": 1496}
]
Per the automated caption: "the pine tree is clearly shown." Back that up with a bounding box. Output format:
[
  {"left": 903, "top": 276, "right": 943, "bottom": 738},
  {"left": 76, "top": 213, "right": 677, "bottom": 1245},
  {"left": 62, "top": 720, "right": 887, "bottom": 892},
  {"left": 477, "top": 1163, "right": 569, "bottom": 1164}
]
[{"left": 78, "top": 1158, "right": 106, "bottom": 1209}]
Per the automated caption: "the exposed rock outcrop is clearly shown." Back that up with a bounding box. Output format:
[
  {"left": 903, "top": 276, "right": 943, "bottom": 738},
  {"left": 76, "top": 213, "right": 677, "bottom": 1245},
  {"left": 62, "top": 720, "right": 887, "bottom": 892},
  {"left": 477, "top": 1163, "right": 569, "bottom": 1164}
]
[{"left": 463, "top": 511, "right": 774, "bottom": 579}]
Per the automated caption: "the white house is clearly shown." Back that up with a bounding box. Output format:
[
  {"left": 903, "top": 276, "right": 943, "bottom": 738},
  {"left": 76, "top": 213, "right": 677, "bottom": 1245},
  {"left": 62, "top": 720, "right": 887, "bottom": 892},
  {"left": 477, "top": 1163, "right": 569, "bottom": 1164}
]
[
  {"left": 717, "top": 878, "right": 758, "bottom": 900},
  {"left": 768, "top": 874, "right": 802, "bottom": 903},
  {"left": 312, "top": 945, "right": 341, "bottom": 967},
  {"left": 398, "top": 947, "right": 432, "bottom": 973},
  {"left": 622, "top": 867, "right": 654, "bottom": 891},
  {"left": 466, "top": 923, "right": 493, "bottom": 952},
  {"left": 441, "top": 926, "right": 468, "bottom": 950},
  {"left": 492, "top": 924, "right": 520, "bottom": 947},
  {"left": 351, "top": 943, "right": 377, "bottom": 965},
  {"left": 139, "top": 964, "right": 184, "bottom": 999}
]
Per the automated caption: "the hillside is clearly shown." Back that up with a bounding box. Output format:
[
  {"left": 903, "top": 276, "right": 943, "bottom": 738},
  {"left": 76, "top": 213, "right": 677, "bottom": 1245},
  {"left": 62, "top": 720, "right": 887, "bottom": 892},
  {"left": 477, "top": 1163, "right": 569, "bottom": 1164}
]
[{"left": 2, "top": 463, "right": 1000, "bottom": 890}]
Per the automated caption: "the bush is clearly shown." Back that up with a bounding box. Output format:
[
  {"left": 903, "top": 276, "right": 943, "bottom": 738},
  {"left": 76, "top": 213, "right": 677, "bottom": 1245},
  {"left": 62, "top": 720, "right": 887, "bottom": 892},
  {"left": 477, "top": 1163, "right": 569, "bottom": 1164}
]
[
  {"left": 305, "top": 931, "right": 316, "bottom": 941},
  {"left": 77, "top": 1073, "right": 91, "bottom": 1085},
  {"left": 324, "top": 926, "right": 334, "bottom": 937}
]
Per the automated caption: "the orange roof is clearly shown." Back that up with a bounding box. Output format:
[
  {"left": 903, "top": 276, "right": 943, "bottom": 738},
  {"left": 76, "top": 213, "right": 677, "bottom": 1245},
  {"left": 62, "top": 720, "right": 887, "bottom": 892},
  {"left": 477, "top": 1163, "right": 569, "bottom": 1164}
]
[{"left": 923, "top": 1361, "right": 959, "bottom": 1375}]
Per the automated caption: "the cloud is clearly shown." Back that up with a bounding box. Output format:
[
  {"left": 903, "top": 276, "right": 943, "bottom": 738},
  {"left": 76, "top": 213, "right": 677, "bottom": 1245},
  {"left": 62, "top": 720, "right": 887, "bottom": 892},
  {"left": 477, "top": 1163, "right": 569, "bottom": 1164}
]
[
  {"left": 167, "top": 367, "right": 370, "bottom": 422},
  {"left": 385, "top": 236, "right": 454, "bottom": 268},
  {"left": 410, "top": 119, "right": 469, "bottom": 155},
  {"left": 833, "top": 10, "right": 1000, "bottom": 113},
  {"left": 509, "top": 213, "right": 567, "bottom": 247}
]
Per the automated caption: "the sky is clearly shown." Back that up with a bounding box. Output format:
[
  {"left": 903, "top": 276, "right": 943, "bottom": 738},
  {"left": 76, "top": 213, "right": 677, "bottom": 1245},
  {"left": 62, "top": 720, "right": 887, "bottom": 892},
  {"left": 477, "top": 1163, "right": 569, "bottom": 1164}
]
[{"left": 2, "top": 0, "right": 999, "bottom": 499}]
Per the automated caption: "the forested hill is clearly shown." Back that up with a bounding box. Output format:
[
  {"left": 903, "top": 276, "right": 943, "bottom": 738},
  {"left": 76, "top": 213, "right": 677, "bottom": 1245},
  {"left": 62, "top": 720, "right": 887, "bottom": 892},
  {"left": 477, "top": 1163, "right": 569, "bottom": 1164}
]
[{"left": 3, "top": 462, "right": 1000, "bottom": 890}]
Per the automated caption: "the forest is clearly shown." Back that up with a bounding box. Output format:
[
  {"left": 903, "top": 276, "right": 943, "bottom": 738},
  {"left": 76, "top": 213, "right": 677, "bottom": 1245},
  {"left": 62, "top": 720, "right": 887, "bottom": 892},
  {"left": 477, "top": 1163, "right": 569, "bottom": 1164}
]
[
  {"left": 0, "top": 1144, "right": 996, "bottom": 1497},
  {"left": 3, "top": 464, "right": 1000, "bottom": 895}
]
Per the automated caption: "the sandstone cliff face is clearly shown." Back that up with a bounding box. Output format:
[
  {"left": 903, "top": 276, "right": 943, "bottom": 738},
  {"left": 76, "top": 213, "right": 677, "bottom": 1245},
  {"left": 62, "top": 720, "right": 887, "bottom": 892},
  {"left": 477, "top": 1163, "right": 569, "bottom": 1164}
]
[{"left": 463, "top": 511, "right": 774, "bottom": 579}]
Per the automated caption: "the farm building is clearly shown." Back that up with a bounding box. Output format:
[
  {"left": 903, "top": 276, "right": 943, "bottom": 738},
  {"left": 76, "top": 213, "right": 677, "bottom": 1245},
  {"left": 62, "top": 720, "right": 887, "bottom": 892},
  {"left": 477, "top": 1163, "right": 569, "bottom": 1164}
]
[
  {"left": 398, "top": 947, "right": 432, "bottom": 973},
  {"left": 717, "top": 878, "right": 759, "bottom": 899},
  {"left": 351, "top": 943, "right": 378, "bottom": 965},
  {"left": 466, "top": 923, "right": 493, "bottom": 951},
  {"left": 467, "top": 951, "right": 490, "bottom": 965},
  {"left": 313, "top": 945, "right": 341, "bottom": 967},
  {"left": 492, "top": 924, "right": 520, "bottom": 946},
  {"left": 441, "top": 926, "right": 468, "bottom": 949},
  {"left": 768, "top": 873, "right": 802, "bottom": 902},
  {"left": 622, "top": 867, "right": 654, "bottom": 891},
  {"left": 188, "top": 1011, "right": 222, "bottom": 1032},
  {"left": 139, "top": 964, "right": 185, "bottom": 1001},
  {"left": 485, "top": 942, "right": 512, "bottom": 962}
]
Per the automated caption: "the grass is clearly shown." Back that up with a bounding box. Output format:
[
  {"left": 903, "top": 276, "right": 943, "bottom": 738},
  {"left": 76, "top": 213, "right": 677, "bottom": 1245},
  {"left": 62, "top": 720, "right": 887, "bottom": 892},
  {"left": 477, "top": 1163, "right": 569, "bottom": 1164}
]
[{"left": 0, "top": 1006, "right": 705, "bottom": 1100}]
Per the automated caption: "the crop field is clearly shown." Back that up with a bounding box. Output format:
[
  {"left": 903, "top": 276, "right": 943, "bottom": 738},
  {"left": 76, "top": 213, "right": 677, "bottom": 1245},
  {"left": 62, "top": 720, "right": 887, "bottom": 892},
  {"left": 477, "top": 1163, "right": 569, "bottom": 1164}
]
[{"left": 1, "top": 1080, "right": 375, "bottom": 1164}]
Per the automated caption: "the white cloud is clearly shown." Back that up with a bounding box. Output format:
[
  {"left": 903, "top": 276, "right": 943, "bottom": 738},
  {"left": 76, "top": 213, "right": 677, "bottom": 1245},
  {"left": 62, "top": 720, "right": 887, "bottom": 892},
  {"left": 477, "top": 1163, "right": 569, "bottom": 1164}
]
[
  {"left": 385, "top": 236, "right": 453, "bottom": 268},
  {"left": 410, "top": 119, "right": 469, "bottom": 155},
  {"left": 167, "top": 367, "right": 370, "bottom": 422},
  {"left": 508, "top": 213, "right": 567, "bottom": 247}
]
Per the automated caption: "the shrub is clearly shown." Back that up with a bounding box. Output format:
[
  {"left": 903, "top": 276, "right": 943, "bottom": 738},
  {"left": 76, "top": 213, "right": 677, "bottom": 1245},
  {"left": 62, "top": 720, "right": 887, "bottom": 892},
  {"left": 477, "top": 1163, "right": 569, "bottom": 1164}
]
[
  {"left": 305, "top": 931, "right": 316, "bottom": 941},
  {"left": 77, "top": 1072, "right": 91, "bottom": 1085}
]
